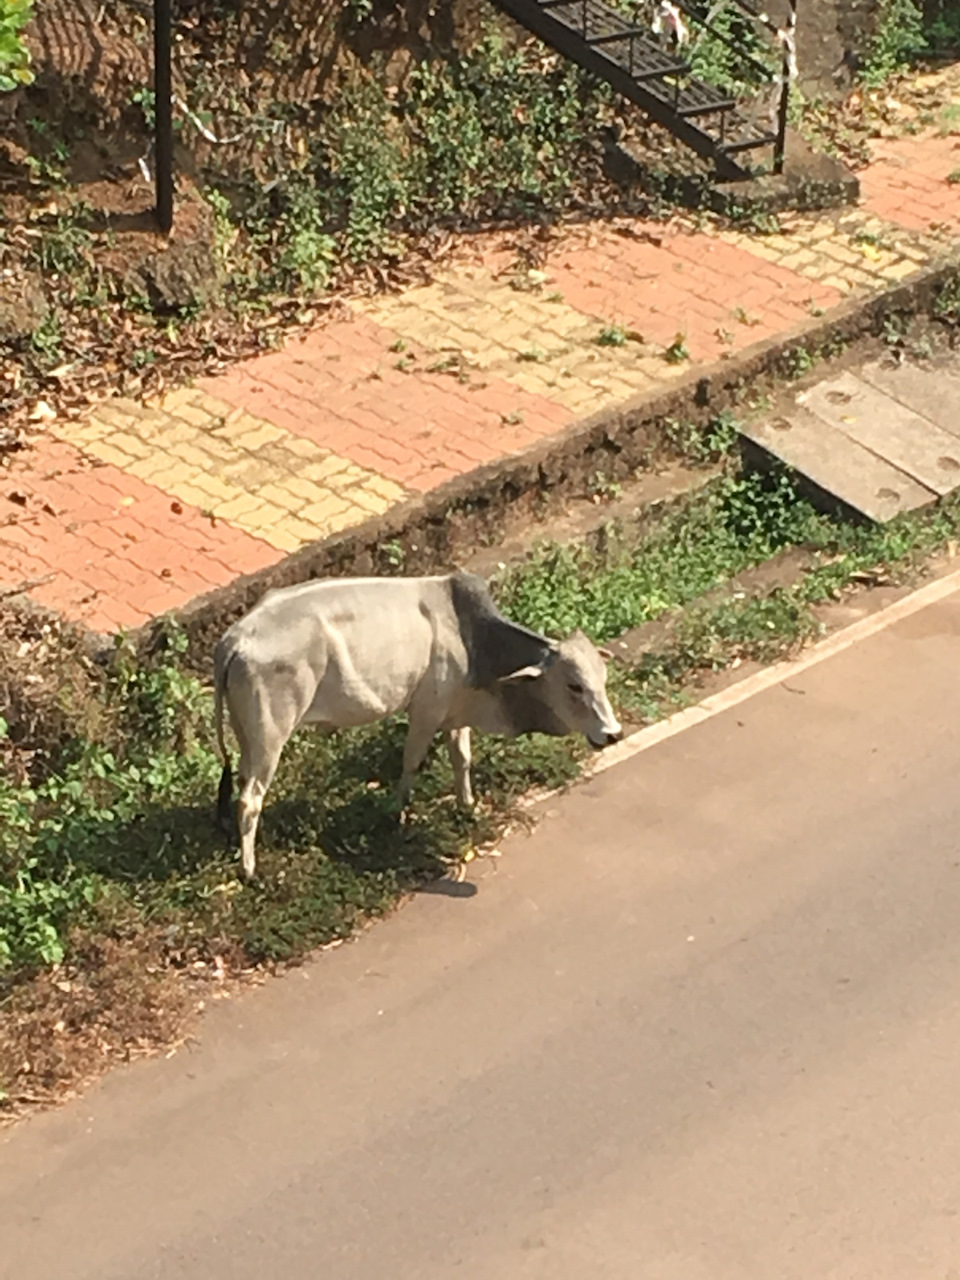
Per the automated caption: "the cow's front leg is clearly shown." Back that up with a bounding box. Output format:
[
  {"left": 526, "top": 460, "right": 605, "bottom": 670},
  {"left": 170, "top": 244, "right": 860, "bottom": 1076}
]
[
  {"left": 395, "top": 712, "right": 442, "bottom": 815},
  {"left": 446, "top": 727, "right": 474, "bottom": 809}
]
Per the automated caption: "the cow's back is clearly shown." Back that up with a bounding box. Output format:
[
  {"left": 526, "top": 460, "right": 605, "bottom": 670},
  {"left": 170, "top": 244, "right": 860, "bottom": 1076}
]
[{"left": 224, "top": 576, "right": 466, "bottom": 728}]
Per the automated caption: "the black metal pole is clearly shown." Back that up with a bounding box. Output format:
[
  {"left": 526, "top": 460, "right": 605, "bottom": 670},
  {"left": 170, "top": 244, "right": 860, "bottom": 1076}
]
[
  {"left": 773, "top": 0, "right": 795, "bottom": 175},
  {"left": 154, "top": 0, "right": 174, "bottom": 233}
]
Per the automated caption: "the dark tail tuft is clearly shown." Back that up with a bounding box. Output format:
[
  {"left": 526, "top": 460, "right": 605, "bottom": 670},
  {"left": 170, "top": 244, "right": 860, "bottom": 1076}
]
[{"left": 217, "top": 763, "right": 234, "bottom": 837}]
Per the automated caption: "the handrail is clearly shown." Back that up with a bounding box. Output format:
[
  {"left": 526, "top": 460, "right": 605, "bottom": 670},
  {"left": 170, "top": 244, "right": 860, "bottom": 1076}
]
[
  {"left": 671, "top": 0, "right": 775, "bottom": 80},
  {"left": 772, "top": 0, "right": 797, "bottom": 173},
  {"left": 650, "top": 0, "right": 797, "bottom": 174},
  {"left": 509, "top": 0, "right": 796, "bottom": 178}
]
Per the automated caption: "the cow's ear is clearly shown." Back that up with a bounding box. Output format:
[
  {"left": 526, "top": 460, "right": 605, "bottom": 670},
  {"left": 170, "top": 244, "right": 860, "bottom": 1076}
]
[{"left": 498, "top": 665, "right": 544, "bottom": 683}]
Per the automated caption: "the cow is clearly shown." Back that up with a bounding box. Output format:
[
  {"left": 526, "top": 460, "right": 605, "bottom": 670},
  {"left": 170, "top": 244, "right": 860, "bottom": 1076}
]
[{"left": 213, "top": 570, "right": 622, "bottom": 879}]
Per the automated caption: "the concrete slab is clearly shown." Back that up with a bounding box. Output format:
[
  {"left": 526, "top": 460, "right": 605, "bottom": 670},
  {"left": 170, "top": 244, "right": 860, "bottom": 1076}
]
[
  {"left": 857, "top": 358, "right": 960, "bottom": 439},
  {"left": 798, "top": 371, "right": 960, "bottom": 495},
  {"left": 740, "top": 406, "right": 936, "bottom": 522}
]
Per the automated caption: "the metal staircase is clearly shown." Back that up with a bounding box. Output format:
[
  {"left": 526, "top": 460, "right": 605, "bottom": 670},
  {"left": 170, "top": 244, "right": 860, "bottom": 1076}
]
[{"left": 489, "top": 0, "right": 787, "bottom": 182}]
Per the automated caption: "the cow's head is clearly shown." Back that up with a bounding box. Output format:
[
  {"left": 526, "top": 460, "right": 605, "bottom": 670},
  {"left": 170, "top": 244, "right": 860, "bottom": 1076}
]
[{"left": 499, "top": 629, "right": 622, "bottom": 749}]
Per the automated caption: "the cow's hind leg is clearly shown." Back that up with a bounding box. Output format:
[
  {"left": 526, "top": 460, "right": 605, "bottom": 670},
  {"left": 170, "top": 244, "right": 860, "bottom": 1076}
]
[
  {"left": 237, "top": 777, "right": 265, "bottom": 881},
  {"left": 236, "top": 738, "right": 283, "bottom": 880},
  {"left": 446, "top": 728, "right": 474, "bottom": 809},
  {"left": 229, "top": 664, "right": 301, "bottom": 880}
]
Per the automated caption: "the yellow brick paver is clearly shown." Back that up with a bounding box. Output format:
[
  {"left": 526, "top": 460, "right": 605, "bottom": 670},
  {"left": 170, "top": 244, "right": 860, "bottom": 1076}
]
[
  {"left": 356, "top": 270, "right": 668, "bottom": 417},
  {"left": 55, "top": 391, "right": 408, "bottom": 553},
  {"left": 717, "top": 207, "right": 936, "bottom": 298}
]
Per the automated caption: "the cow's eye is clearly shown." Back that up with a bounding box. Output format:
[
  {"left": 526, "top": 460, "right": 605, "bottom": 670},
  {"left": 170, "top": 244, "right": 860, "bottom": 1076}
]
[{"left": 567, "top": 681, "right": 584, "bottom": 695}]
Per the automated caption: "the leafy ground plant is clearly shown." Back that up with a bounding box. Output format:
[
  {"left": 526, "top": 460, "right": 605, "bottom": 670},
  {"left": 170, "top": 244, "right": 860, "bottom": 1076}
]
[
  {"left": 0, "top": 0, "right": 33, "bottom": 93},
  {"left": 209, "top": 31, "right": 614, "bottom": 299},
  {"left": 860, "top": 0, "right": 927, "bottom": 87}
]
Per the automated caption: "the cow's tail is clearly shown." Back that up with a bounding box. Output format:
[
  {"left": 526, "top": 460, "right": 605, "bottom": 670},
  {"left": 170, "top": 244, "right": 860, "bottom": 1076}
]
[{"left": 214, "top": 648, "right": 238, "bottom": 835}]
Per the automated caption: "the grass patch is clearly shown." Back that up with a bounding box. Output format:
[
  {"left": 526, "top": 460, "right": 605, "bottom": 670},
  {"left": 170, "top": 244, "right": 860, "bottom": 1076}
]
[{"left": 494, "top": 470, "right": 820, "bottom": 638}]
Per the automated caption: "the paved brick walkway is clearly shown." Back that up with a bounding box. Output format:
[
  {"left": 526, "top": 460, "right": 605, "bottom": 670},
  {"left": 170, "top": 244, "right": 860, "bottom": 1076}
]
[{"left": 3, "top": 124, "right": 960, "bottom": 634}]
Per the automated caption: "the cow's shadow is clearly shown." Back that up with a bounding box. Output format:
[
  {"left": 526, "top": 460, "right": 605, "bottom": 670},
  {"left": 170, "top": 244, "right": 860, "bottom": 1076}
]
[
  {"left": 254, "top": 720, "right": 483, "bottom": 874},
  {"left": 64, "top": 714, "right": 575, "bottom": 903},
  {"left": 63, "top": 800, "right": 233, "bottom": 883},
  {"left": 65, "top": 724, "right": 483, "bottom": 891}
]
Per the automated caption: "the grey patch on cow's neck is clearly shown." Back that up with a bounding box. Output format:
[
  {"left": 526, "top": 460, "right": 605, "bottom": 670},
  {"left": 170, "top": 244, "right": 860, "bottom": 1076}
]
[
  {"left": 497, "top": 680, "right": 568, "bottom": 738},
  {"left": 450, "top": 570, "right": 554, "bottom": 688}
]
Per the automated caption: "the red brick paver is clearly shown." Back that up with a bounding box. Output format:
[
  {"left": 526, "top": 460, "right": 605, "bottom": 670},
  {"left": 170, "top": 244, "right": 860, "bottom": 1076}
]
[
  {"left": 541, "top": 225, "right": 843, "bottom": 362},
  {"left": 199, "top": 316, "right": 572, "bottom": 492},
  {"left": 0, "top": 436, "right": 276, "bottom": 633},
  {"left": 860, "top": 135, "right": 960, "bottom": 234}
]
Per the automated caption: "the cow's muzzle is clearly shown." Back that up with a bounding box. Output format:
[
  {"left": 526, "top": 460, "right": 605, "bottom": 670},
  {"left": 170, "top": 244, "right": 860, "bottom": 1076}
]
[{"left": 589, "top": 729, "right": 623, "bottom": 749}]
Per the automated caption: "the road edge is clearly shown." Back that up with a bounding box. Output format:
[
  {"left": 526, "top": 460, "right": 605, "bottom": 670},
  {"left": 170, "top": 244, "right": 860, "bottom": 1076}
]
[{"left": 585, "top": 565, "right": 960, "bottom": 780}]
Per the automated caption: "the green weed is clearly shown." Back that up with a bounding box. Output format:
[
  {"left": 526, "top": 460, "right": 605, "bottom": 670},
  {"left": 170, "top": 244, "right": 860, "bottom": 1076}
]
[
  {"left": 785, "top": 345, "right": 815, "bottom": 379},
  {"left": 30, "top": 212, "right": 94, "bottom": 278},
  {"left": 934, "top": 276, "right": 960, "bottom": 325},
  {"left": 597, "top": 324, "right": 627, "bottom": 347},
  {"left": 29, "top": 312, "right": 62, "bottom": 363},
  {"left": 131, "top": 86, "right": 157, "bottom": 131},
  {"left": 664, "top": 409, "right": 742, "bottom": 464},
  {"left": 0, "top": 0, "right": 33, "bottom": 92},
  {"left": 923, "top": 1, "right": 960, "bottom": 53},
  {"left": 664, "top": 332, "right": 690, "bottom": 364},
  {"left": 494, "top": 471, "right": 822, "bottom": 641},
  {"left": 860, "top": 0, "right": 926, "bottom": 87},
  {"left": 685, "top": 2, "right": 777, "bottom": 95}
]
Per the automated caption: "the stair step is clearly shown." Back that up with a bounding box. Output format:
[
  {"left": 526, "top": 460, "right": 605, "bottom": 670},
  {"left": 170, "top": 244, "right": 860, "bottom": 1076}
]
[
  {"left": 589, "top": 36, "right": 689, "bottom": 80},
  {"left": 586, "top": 28, "right": 649, "bottom": 46},
  {"left": 676, "top": 93, "right": 736, "bottom": 118},
  {"left": 799, "top": 371, "right": 960, "bottom": 496},
  {"left": 545, "top": 0, "right": 681, "bottom": 69},
  {"left": 742, "top": 359, "right": 960, "bottom": 523},
  {"left": 741, "top": 410, "right": 935, "bottom": 524},
  {"left": 720, "top": 131, "right": 779, "bottom": 154},
  {"left": 647, "top": 79, "right": 736, "bottom": 118}
]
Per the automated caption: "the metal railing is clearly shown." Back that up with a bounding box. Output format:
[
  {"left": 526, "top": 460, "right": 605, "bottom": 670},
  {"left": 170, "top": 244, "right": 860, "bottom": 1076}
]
[
  {"left": 154, "top": 0, "right": 173, "bottom": 233},
  {"left": 668, "top": 0, "right": 798, "bottom": 172},
  {"left": 536, "top": 0, "right": 797, "bottom": 173}
]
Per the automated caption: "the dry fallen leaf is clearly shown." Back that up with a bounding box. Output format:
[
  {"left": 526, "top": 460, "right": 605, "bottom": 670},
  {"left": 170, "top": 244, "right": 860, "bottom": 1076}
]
[{"left": 28, "top": 400, "right": 56, "bottom": 422}]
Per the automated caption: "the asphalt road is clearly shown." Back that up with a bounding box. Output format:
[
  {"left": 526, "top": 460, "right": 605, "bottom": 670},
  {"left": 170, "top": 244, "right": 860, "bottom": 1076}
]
[{"left": 4, "top": 588, "right": 960, "bottom": 1279}]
